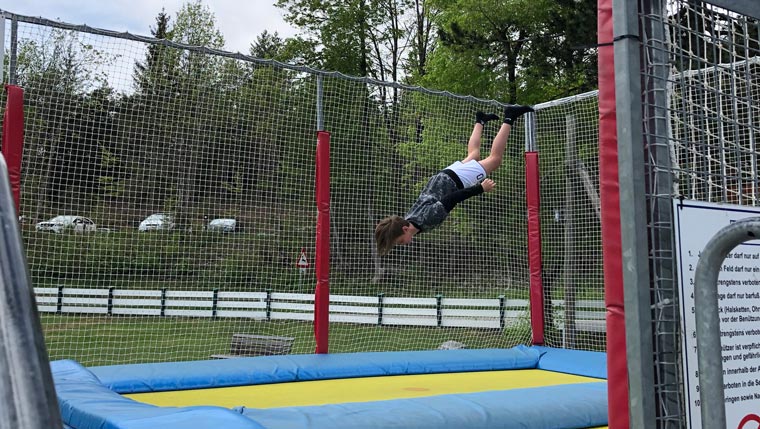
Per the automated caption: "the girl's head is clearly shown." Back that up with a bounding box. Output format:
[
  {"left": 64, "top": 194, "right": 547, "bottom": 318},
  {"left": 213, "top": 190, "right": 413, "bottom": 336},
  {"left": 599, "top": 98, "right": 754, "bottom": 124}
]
[{"left": 374, "top": 215, "right": 412, "bottom": 256}]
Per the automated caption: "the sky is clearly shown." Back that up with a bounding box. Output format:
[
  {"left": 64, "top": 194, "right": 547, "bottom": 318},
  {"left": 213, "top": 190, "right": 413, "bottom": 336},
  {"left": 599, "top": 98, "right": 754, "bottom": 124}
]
[{"left": 0, "top": 0, "right": 299, "bottom": 54}]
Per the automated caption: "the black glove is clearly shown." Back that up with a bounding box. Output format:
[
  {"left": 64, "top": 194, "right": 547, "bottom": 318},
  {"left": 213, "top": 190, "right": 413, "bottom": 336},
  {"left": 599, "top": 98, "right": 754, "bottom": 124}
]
[
  {"left": 475, "top": 111, "right": 500, "bottom": 125},
  {"left": 502, "top": 104, "right": 534, "bottom": 125}
]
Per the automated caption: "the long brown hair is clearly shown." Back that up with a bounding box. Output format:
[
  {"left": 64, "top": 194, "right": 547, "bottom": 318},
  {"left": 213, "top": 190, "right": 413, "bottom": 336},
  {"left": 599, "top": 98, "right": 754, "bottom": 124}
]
[{"left": 374, "top": 215, "right": 409, "bottom": 256}]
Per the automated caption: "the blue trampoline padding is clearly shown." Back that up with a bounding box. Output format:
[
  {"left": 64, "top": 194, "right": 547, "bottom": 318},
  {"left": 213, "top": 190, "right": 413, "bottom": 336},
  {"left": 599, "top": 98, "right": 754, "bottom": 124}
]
[
  {"left": 52, "top": 360, "right": 265, "bottom": 429},
  {"left": 237, "top": 382, "right": 608, "bottom": 429},
  {"left": 52, "top": 347, "right": 609, "bottom": 429},
  {"left": 533, "top": 346, "right": 607, "bottom": 379},
  {"left": 90, "top": 345, "right": 542, "bottom": 394},
  {"left": 53, "top": 358, "right": 607, "bottom": 429}
]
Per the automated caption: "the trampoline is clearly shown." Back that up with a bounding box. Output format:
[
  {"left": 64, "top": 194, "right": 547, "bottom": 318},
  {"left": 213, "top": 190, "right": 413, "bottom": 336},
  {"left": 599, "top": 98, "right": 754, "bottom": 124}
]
[{"left": 52, "top": 345, "right": 609, "bottom": 429}]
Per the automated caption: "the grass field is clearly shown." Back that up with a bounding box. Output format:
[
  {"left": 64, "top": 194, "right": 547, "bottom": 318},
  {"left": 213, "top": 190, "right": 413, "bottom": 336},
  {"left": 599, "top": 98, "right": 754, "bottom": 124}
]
[{"left": 41, "top": 314, "right": 530, "bottom": 367}]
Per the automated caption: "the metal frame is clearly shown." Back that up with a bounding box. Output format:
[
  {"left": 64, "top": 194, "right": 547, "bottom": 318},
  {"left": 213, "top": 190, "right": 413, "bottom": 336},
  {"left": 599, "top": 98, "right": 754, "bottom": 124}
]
[
  {"left": 641, "top": 0, "right": 683, "bottom": 424},
  {"left": 704, "top": 0, "right": 760, "bottom": 19},
  {"left": 0, "top": 155, "right": 61, "bottom": 429},
  {"left": 613, "top": 0, "right": 760, "bottom": 426},
  {"left": 612, "top": 0, "right": 657, "bottom": 426},
  {"left": 8, "top": 16, "right": 16, "bottom": 85},
  {"left": 0, "top": 16, "right": 5, "bottom": 85}
]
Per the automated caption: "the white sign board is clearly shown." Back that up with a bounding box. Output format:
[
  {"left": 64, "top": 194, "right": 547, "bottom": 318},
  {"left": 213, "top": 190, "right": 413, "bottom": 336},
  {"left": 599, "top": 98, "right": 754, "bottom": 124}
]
[{"left": 674, "top": 199, "right": 760, "bottom": 429}]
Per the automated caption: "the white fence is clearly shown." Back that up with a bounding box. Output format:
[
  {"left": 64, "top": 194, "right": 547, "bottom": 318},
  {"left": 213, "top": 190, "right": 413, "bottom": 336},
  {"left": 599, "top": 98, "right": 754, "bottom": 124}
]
[{"left": 34, "top": 287, "right": 605, "bottom": 331}]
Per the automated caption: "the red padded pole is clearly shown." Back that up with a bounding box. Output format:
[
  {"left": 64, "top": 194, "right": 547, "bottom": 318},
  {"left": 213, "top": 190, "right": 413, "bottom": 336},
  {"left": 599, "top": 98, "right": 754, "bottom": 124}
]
[
  {"left": 598, "top": 0, "right": 630, "bottom": 426},
  {"left": 525, "top": 151, "right": 545, "bottom": 345},
  {"left": 2, "top": 85, "right": 24, "bottom": 216},
  {"left": 314, "top": 131, "right": 331, "bottom": 354}
]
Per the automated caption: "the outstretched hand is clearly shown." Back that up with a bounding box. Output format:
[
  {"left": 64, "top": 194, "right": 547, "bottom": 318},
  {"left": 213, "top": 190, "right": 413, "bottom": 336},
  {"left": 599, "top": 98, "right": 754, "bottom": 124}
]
[{"left": 481, "top": 178, "right": 496, "bottom": 192}]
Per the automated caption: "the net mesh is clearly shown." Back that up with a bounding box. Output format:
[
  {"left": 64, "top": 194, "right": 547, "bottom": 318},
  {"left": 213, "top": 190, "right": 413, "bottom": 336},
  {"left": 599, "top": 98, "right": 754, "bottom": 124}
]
[
  {"left": 4, "top": 13, "right": 544, "bottom": 366},
  {"left": 635, "top": 1, "right": 760, "bottom": 426},
  {"left": 4, "top": 2, "right": 756, "bottom": 426},
  {"left": 533, "top": 92, "right": 603, "bottom": 352}
]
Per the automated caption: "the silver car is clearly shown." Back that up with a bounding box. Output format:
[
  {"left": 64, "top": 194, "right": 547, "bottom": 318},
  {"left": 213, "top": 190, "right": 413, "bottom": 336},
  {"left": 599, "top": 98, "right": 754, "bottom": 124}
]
[
  {"left": 139, "top": 213, "right": 175, "bottom": 231},
  {"left": 207, "top": 218, "right": 237, "bottom": 232},
  {"left": 35, "top": 215, "right": 97, "bottom": 233}
]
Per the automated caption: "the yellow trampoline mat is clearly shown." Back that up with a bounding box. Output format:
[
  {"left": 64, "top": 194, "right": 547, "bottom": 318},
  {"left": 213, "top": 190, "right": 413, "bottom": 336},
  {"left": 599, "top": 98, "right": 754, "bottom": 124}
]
[{"left": 126, "top": 369, "right": 604, "bottom": 409}]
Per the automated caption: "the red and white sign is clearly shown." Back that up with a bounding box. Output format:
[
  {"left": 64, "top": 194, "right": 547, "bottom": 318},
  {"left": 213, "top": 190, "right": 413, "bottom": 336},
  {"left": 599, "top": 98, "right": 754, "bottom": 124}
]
[{"left": 296, "top": 248, "right": 310, "bottom": 270}]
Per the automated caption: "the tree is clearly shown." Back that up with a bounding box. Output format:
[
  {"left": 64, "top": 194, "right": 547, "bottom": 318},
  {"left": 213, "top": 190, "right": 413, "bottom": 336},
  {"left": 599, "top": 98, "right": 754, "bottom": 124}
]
[
  {"left": 123, "top": 1, "right": 230, "bottom": 229},
  {"left": 420, "top": 0, "right": 596, "bottom": 103},
  {"left": 246, "top": 30, "right": 318, "bottom": 66},
  {"left": 404, "top": 0, "right": 439, "bottom": 83},
  {"left": 276, "top": 0, "right": 420, "bottom": 80},
  {"left": 521, "top": 0, "right": 598, "bottom": 99},
  {"left": 170, "top": 0, "right": 225, "bottom": 49},
  {"left": 133, "top": 10, "right": 177, "bottom": 96},
  {"left": 15, "top": 30, "right": 112, "bottom": 219},
  {"left": 165, "top": 0, "right": 225, "bottom": 226},
  {"left": 123, "top": 10, "right": 181, "bottom": 214}
]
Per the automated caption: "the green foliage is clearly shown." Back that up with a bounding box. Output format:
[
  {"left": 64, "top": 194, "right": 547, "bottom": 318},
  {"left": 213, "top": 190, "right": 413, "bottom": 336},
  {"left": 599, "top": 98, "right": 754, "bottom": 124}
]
[
  {"left": 170, "top": 0, "right": 225, "bottom": 48},
  {"left": 276, "top": 0, "right": 431, "bottom": 84},
  {"left": 26, "top": 229, "right": 311, "bottom": 290},
  {"left": 248, "top": 30, "right": 317, "bottom": 64},
  {"left": 420, "top": 0, "right": 597, "bottom": 103}
]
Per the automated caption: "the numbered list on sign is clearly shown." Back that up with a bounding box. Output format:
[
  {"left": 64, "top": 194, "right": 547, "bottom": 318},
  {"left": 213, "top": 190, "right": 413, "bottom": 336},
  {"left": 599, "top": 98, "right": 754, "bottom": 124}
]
[{"left": 674, "top": 200, "right": 760, "bottom": 429}]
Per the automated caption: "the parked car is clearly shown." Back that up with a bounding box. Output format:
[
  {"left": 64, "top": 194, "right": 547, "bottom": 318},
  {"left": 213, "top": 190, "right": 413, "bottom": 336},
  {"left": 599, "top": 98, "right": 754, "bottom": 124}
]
[
  {"left": 138, "top": 213, "right": 175, "bottom": 231},
  {"left": 207, "top": 218, "right": 237, "bottom": 232},
  {"left": 35, "top": 215, "right": 97, "bottom": 233}
]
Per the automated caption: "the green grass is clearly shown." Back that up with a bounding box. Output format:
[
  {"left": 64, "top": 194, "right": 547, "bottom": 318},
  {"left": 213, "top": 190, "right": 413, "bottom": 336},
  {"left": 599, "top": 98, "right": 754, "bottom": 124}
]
[
  {"left": 28, "top": 229, "right": 602, "bottom": 366},
  {"left": 40, "top": 314, "right": 531, "bottom": 367}
]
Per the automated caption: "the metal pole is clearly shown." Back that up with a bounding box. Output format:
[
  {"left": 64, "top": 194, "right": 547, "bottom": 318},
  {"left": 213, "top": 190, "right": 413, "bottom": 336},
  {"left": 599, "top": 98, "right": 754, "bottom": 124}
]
[
  {"left": 8, "top": 17, "right": 16, "bottom": 85},
  {"left": 0, "top": 15, "right": 5, "bottom": 85},
  {"left": 612, "top": 0, "right": 657, "bottom": 426},
  {"left": 0, "top": 156, "right": 62, "bottom": 429},
  {"left": 524, "top": 111, "right": 536, "bottom": 153},
  {"left": 644, "top": 0, "right": 681, "bottom": 423},
  {"left": 316, "top": 75, "right": 324, "bottom": 131},
  {"left": 564, "top": 114, "right": 577, "bottom": 349},
  {"left": 693, "top": 218, "right": 760, "bottom": 428}
]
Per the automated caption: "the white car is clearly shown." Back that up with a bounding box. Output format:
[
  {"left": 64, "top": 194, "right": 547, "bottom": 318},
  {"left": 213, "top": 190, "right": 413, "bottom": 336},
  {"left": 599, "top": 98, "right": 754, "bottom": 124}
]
[
  {"left": 207, "top": 218, "right": 237, "bottom": 232},
  {"left": 138, "top": 213, "right": 175, "bottom": 231},
  {"left": 35, "top": 215, "right": 97, "bottom": 233}
]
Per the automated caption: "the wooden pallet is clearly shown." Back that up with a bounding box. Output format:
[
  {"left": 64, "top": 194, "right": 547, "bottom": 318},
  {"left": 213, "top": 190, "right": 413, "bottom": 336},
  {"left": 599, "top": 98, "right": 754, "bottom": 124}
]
[{"left": 210, "top": 334, "right": 295, "bottom": 359}]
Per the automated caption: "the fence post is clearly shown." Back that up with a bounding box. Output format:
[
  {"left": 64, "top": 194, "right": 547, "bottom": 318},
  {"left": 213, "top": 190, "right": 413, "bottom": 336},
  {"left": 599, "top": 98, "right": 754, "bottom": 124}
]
[
  {"left": 211, "top": 288, "right": 219, "bottom": 319},
  {"left": 435, "top": 294, "right": 443, "bottom": 327},
  {"left": 265, "top": 288, "right": 272, "bottom": 321},
  {"left": 107, "top": 287, "right": 114, "bottom": 316},
  {"left": 499, "top": 295, "right": 505, "bottom": 329},
  {"left": 377, "top": 292, "right": 384, "bottom": 326},
  {"left": 56, "top": 285, "right": 63, "bottom": 314},
  {"left": 160, "top": 287, "right": 167, "bottom": 317}
]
